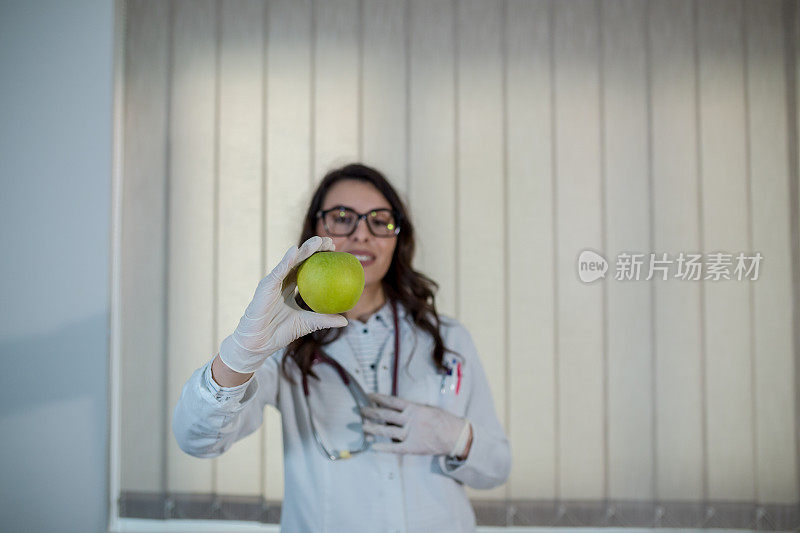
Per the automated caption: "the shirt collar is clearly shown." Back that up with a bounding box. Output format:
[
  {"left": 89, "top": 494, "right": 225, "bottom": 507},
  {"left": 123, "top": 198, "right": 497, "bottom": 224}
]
[
  {"left": 352, "top": 298, "right": 407, "bottom": 330},
  {"left": 373, "top": 299, "right": 394, "bottom": 329}
]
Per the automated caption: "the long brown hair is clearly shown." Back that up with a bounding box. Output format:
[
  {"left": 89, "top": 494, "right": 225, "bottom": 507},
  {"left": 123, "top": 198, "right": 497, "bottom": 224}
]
[{"left": 280, "top": 163, "right": 455, "bottom": 383}]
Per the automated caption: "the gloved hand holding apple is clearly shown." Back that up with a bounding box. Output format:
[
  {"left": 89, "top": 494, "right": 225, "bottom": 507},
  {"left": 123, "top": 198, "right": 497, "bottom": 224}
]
[{"left": 218, "top": 236, "right": 363, "bottom": 374}]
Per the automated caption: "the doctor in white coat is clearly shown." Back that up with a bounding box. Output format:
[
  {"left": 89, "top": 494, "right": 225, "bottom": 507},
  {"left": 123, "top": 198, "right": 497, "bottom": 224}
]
[{"left": 173, "top": 163, "right": 511, "bottom": 532}]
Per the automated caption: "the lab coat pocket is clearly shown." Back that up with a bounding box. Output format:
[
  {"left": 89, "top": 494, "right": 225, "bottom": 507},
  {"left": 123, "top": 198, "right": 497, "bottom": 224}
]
[{"left": 428, "top": 373, "right": 463, "bottom": 416}]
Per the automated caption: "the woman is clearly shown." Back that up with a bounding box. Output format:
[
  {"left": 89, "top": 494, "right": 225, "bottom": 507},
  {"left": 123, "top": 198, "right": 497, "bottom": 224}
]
[{"left": 173, "top": 163, "right": 511, "bottom": 532}]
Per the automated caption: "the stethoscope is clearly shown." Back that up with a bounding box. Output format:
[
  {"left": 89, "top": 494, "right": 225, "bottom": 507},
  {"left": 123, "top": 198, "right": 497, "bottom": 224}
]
[
  {"left": 301, "top": 299, "right": 401, "bottom": 460},
  {"left": 300, "top": 300, "right": 463, "bottom": 460}
]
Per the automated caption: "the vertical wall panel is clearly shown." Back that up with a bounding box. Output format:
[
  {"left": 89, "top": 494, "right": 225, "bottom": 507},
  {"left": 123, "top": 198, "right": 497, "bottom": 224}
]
[
  {"left": 214, "top": 0, "right": 266, "bottom": 497},
  {"left": 553, "top": 0, "right": 605, "bottom": 500},
  {"left": 121, "top": 0, "right": 170, "bottom": 493},
  {"left": 166, "top": 0, "right": 217, "bottom": 492},
  {"left": 602, "top": 0, "right": 653, "bottom": 501},
  {"left": 456, "top": 0, "right": 506, "bottom": 501},
  {"left": 362, "top": 0, "right": 408, "bottom": 195},
  {"left": 265, "top": 0, "right": 315, "bottom": 501},
  {"left": 506, "top": 0, "right": 556, "bottom": 499},
  {"left": 697, "top": 0, "right": 755, "bottom": 501},
  {"left": 313, "top": 0, "right": 360, "bottom": 178},
  {"left": 649, "top": 0, "right": 704, "bottom": 501},
  {"left": 745, "top": 0, "right": 799, "bottom": 504},
  {"left": 408, "top": 0, "right": 457, "bottom": 317}
]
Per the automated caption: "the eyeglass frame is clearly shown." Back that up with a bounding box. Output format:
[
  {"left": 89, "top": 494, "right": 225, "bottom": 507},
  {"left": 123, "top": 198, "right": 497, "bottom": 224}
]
[{"left": 316, "top": 205, "right": 402, "bottom": 238}]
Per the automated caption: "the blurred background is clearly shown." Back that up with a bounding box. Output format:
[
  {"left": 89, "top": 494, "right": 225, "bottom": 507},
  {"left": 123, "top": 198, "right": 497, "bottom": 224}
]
[{"left": 1, "top": 0, "right": 799, "bottom": 532}]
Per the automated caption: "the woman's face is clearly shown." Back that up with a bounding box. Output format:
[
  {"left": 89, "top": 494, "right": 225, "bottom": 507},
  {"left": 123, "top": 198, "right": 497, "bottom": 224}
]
[{"left": 315, "top": 179, "right": 397, "bottom": 288}]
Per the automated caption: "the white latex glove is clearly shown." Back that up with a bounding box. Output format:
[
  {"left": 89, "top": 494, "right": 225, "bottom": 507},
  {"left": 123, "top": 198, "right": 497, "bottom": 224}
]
[
  {"left": 218, "top": 235, "right": 349, "bottom": 373},
  {"left": 360, "top": 393, "right": 471, "bottom": 456}
]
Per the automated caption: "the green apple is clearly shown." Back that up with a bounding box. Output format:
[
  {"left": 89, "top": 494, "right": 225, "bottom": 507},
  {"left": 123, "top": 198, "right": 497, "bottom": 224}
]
[{"left": 297, "top": 251, "right": 365, "bottom": 314}]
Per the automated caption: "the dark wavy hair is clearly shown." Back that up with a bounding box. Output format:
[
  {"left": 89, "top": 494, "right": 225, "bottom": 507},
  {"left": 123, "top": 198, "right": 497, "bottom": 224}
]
[{"left": 280, "top": 163, "right": 456, "bottom": 383}]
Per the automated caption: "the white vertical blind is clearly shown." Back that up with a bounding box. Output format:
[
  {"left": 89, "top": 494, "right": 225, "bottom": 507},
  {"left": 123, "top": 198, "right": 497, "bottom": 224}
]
[
  {"left": 362, "top": 0, "right": 408, "bottom": 194},
  {"left": 166, "top": 0, "right": 217, "bottom": 493},
  {"left": 456, "top": 0, "right": 507, "bottom": 502},
  {"left": 552, "top": 0, "right": 605, "bottom": 500},
  {"left": 649, "top": 0, "right": 705, "bottom": 502},
  {"left": 121, "top": 0, "right": 799, "bottom": 515},
  {"left": 215, "top": 0, "right": 266, "bottom": 497},
  {"left": 698, "top": 0, "right": 754, "bottom": 501},
  {"left": 602, "top": 0, "right": 653, "bottom": 501},
  {"left": 408, "top": 0, "right": 458, "bottom": 318},
  {"left": 746, "top": 0, "right": 796, "bottom": 504},
  {"left": 506, "top": 0, "right": 556, "bottom": 500},
  {"left": 263, "top": 0, "right": 315, "bottom": 502},
  {"left": 314, "top": 0, "right": 360, "bottom": 178}
]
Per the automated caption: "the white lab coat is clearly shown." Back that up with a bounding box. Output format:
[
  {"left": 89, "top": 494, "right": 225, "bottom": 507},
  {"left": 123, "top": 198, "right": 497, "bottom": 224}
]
[{"left": 172, "top": 301, "right": 511, "bottom": 533}]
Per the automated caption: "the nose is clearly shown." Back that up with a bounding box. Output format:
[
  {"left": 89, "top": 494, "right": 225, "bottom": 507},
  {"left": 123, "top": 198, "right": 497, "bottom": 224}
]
[{"left": 349, "top": 216, "right": 371, "bottom": 241}]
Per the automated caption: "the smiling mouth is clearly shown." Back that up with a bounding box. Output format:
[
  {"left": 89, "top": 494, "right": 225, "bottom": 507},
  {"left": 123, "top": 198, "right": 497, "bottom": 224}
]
[{"left": 351, "top": 253, "right": 376, "bottom": 263}]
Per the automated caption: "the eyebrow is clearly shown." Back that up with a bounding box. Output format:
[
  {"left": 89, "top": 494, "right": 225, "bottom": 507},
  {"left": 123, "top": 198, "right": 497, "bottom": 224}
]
[{"left": 322, "top": 204, "right": 392, "bottom": 212}]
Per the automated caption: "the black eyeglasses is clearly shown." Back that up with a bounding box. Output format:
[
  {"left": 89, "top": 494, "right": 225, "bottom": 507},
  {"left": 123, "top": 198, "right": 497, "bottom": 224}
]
[{"left": 316, "top": 206, "right": 401, "bottom": 238}]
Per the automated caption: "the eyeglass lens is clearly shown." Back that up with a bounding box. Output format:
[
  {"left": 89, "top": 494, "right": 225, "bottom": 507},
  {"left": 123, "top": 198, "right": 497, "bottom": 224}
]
[{"left": 323, "top": 207, "right": 397, "bottom": 237}]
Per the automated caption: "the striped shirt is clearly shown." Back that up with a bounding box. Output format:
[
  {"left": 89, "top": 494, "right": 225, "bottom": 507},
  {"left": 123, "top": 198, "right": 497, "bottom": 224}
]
[{"left": 342, "top": 299, "right": 394, "bottom": 394}]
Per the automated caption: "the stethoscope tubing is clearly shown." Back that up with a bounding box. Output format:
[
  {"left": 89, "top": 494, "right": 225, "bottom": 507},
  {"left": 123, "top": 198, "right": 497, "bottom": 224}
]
[{"left": 302, "top": 299, "right": 401, "bottom": 460}]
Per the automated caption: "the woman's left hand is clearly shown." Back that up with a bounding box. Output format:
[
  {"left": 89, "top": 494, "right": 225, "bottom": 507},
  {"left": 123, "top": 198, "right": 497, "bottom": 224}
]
[{"left": 361, "top": 393, "right": 471, "bottom": 457}]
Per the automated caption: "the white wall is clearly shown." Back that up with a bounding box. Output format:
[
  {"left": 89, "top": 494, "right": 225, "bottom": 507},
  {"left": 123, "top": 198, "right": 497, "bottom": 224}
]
[{"left": 0, "top": 1, "right": 115, "bottom": 532}]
